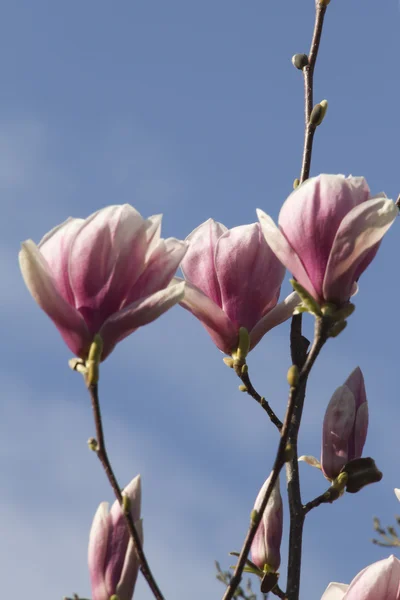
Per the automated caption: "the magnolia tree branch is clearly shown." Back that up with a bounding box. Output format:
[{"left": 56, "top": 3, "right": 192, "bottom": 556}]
[
  {"left": 237, "top": 366, "right": 283, "bottom": 431},
  {"left": 222, "top": 319, "right": 330, "bottom": 600},
  {"left": 285, "top": 3, "right": 329, "bottom": 598},
  {"left": 88, "top": 383, "right": 165, "bottom": 600},
  {"left": 299, "top": 1, "right": 328, "bottom": 183}
]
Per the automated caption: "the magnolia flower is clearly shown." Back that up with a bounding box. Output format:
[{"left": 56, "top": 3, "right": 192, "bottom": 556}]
[
  {"left": 321, "top": 556, "right": 400, "bottom": 599},
  {"left": 257, "top": 174, "right": 397, "bottom": 306},
  {"left": 395, "top": 489, "right": 400, "bottom": 502},
  {"left": 19, "top": 205, "right": 187, "bottom": 361},
  {"left": 251, "top": 475, "right": 283, "bottom": 572},
  {"left": 175, "top": 218, "right": 298, "bottom": 355},
  {"left": 88, "top": 475, "right": 142, "bottom": 600},
  {"left": 321, "top": 367, "right": 368, "bottom": 480}
]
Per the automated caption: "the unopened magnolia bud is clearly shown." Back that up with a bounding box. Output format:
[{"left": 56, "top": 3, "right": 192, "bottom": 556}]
[
  {"left": 293, "top": 178, "right": 300, "bottom": 189},
  {"left": 251, "top": 475, "right": 283, "bottom": 572},
  {"left": 309, "top": 100, "right": 328, "bottom": 127},
  {"left": 88, "top": 437, "right": 98, "bottom": 452},
  {"left": 319, "top": 0, "right": 331, "bottom": 5},
  {"left": 291, "top": 53, "right": 308, "bottom": 70},
  {"left": 241, "top": 364, "right": 248, "bottom": 375},
  {"left": 250, "top": 509, "right": 258, "bottom": 525},
  {"left": 239, "top": 384, "right": 248, "bottom": 392},
  {"left": 287, "top": 365, "right": 299, "bottom": 387}
]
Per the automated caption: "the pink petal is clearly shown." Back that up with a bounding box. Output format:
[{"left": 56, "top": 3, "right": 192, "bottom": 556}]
[
  {"left": 214, "top": 223, "right": 285, "bottom": 331},
  {"left": 323, "top": 197, "right": 397, "bottom": 304},
  {"left": 181, "top": 218, "right": 228, "bottom": 306},
  {"left": 174, "top": 277, "right": 239, "bottom": 354},
  {"left": 277, "top": 175, "right": 370, "bottom": 300},
  {"left": 352, "top": 402, "right": 369, "bottom": 460},
  {"left": 116, "top": 519, "right": 143, "bottom": 600},
  {"left": 144, "top": 214, "right": 162, "bottom": 260},
  {"left": 320, "top": 582, "right": 348, "bottom": 600},
  {"left": 124, "top": 238, "right": 188, "bottom": 306},
  {"left": 88, "top": 502, "right": 111, "bottom": 600},
  {"left": 257, "top": 209, "right": 319, "bottom": 301},
  {"left": 321, "top": 385, "right": 356, "bottom": 480},
  {"left": 249, "top": 291, "right": 299, "bottom": 350},
  {"left": 99, "top": 281, "right": 186, "bottom": 360},
  {"left": 39, "top": 217, "right": 85, "bottom": 305},
  {"left": 251, "top": 475, "right": 283, "bottom": 571},
  {"left": 19, "top": 240, "right": 92, "bottom": 358},
  {"left": 105, "top": 475, "right": 141, "bottom": 594},
  {"left": 345, "top": 556, "right": 400, "bottom": 600},
  {"left": 68, "top": 205, "right": 149, "bottom": 332},
  {"left": 344, "top": 367, "right": 367, "bottom": 409}
]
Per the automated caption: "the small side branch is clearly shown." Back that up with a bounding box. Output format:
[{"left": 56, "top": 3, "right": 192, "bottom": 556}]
[{"left": 88, "top": 383, "right": 165, "bottom": 600}]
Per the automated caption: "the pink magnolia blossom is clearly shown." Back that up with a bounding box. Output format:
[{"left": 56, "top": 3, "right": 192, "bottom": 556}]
[
  {"left": 321, "top": 367, "right": 368, "bottom": 480},
  {"left": 19, "top": 205, "right": 187, "bottom": 360},
  {"left": 251, "top": 475, "right": 283, "bottom": 572},
  {"left": 175, "top": 218, "right": 298, "bottom": 355},
  {"left": 321, "top": 556, "right": 400, "bottom": 600},
  {"left": 89, "top": 475, "right": 142, "bottom": 600},
  {"left": 257, "top": 174, "right": 397, "bottom": 306}
]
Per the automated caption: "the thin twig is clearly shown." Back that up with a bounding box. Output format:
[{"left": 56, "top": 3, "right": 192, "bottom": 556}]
[
  {"left": 88, "top": 383, "right": 165, "bottom": 600},
  {"left": 222, "top": 319, "right": 330, "bottom": 600},
  {"left": 238, "top": 367, "right": 283, "bottom": 431},
  {"left": 299, "top": 2, "right": 328, "bottom": 184}
]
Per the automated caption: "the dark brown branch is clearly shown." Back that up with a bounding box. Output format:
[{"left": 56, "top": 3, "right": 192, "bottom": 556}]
[
  {"left": 237, "top": 367, "right": 283, "bottom": 431},
  {"left": 88, "top": 383, "right": 165, "bottom": 600},
  {"left": 285, "top": 4, "right": 329, "bottom": 598},
  {"left": 222, "top": 319, "right": 329, "bottom": 600}
]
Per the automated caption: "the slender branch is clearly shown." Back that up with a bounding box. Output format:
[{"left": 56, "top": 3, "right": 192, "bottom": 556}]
[
  {"left": 222, "top": 319, "right": 329, "bottom": 600},
  {"left": 299, "top": 2, "right": 328, "bottom": 184},
  {"left": 88, "top": 383, "right": 165, "bottom": 600},
  {"left": 285, "top": 4, "right": 329, "bottom": 598},
  {"left": 236, "top": 367, "right": 283, "bottom": 431}
]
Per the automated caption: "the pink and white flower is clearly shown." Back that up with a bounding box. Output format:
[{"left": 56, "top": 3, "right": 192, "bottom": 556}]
[
  {"left": 175, "top": 218, "right": 298, "bottom": 355},
  {"left": 321, "top": 556, "right": 400, "bottom": 599},
  {"left": 257, "top": 174, "right": 397, "bottom": 306},
  {"left": 19, "top": 205, "right": 187, "bottom": 360}
]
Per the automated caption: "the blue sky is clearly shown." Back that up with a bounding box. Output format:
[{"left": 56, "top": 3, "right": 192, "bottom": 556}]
[{"left": 1, "top": 1, "right": 400, "bottom": 599}]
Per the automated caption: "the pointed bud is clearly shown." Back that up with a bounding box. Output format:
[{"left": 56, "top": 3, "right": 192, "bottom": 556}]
[
  {"left": 251, "top": 475, "right": 283, "bottom": 572},
  {"left": 321, "top": 368, "right": 368, "bottom": 481},
  {"left": 88, "top": 475, "right": 142, "bottom": 600}
]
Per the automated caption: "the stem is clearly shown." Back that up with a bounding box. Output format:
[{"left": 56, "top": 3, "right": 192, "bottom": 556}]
[
  {"left": 236, "top": 367, "right": 283, "bottom": 431},
  {"left": 285, "top": 3, "right": 329, "bottom": 598},
  {"left": 299, "top": 2, "right": 328, "bottom": 184},
  {"left": 222, "top": 320, "right": 329, "bottom": 600},
  {"left": 88, "top": 383, "right": 165, "bottom": 600},
  {"left": 285, "top": 319, "right": 329, "bottom": 599}
]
